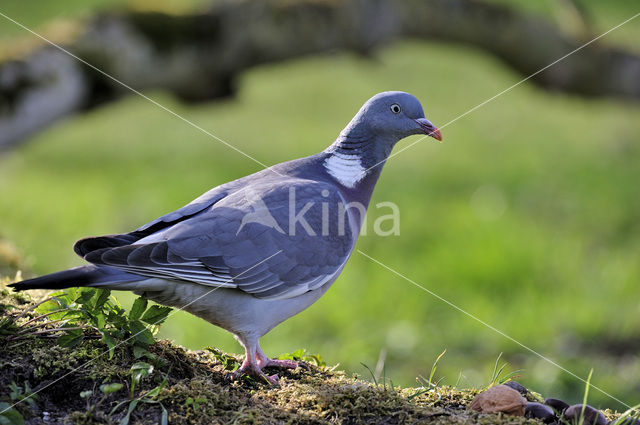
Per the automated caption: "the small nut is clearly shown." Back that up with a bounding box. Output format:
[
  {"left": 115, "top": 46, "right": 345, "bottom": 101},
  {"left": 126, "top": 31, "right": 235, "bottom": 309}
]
[
  {"left": 526, "top": 402, "right": 557, "bottom": 423},
  {"left": 563, "top": 404, "right": 607, "bottom": 425},
  {"left": 470, "top": 385, "right": 527, "bottom": 416},
  {"left": 545, "top": 398, "right": 570, "bottom": 414},
  {"left": 504, "top": 381, "right": 529, "bottom": 396}
]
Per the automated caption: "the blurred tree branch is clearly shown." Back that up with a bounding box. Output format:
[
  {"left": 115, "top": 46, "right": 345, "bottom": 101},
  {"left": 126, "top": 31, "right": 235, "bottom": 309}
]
[{"left": 1, "top": 0, "right": 639, "bottom": 150}]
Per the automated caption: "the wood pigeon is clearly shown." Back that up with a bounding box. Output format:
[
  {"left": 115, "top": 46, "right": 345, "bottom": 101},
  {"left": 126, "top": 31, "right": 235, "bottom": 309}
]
[{"left": 10, "top": 91, "right": 442, "bottom": 383}]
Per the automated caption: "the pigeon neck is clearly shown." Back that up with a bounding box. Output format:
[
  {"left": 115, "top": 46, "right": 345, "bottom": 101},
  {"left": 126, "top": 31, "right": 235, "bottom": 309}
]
[{"left": 323, "top": 131, "right": 393, "bottom": 189}]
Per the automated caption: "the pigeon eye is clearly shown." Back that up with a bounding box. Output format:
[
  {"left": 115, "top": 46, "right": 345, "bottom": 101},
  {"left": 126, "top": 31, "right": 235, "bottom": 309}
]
[{"left": 390, "top": 103, "right": 402, "bottom": 114}]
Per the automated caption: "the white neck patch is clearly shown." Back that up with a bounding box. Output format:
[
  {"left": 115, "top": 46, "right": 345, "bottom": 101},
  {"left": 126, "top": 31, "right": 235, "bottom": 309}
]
[{"left": 324, "top": 152, "right": 365, "bottom": 188}]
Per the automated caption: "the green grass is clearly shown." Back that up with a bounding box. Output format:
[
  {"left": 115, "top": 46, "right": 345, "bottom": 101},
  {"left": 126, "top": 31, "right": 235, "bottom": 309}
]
[{"left": 1, "top": 0, "right": 640, "bottom": 411}]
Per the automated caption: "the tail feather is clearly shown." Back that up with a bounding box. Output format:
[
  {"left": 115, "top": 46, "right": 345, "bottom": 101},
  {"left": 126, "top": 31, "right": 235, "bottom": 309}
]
[
  {"left": 9, "top": 265, "right": 144, "bottom": 291},
  {"left": 74, "top": 233, "right": 142, "bottom": 257}
]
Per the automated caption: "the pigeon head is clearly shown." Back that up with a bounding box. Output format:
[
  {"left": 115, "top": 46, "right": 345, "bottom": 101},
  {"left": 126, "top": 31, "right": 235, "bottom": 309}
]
[
  {"left": 324, "top": 91, "right": 442, "bottom": 190},
  {"left": 341, "top": 91, "right": 442, "bottom": 143}
]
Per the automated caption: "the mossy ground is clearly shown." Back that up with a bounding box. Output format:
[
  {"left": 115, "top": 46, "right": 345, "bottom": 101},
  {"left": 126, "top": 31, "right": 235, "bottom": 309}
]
[{"left": 0, "top": 279, "right": 626, "bottom": 425}]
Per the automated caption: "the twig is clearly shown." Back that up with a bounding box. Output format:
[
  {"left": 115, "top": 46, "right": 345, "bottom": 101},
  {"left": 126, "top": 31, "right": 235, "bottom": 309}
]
[
  {"left": 19, "top": 309, "right": 79, "bottom": 328},
  {"left": 14, "top": 318, "right": 72, "bottom": 335},
  {"left": 14, "top": 296, "right": 54, "bottom": 319},
  {"left": 7, "top": 326, "right": 91, "bottom": 341}
]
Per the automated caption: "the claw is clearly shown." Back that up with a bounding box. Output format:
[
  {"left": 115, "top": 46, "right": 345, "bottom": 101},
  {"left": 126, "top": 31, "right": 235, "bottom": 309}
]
[
  {"left": 228, "top": 362, "right": 281, "bottom": 386},
  {"left": 264, "top": 373, "right": 279, "bottom": 386}
]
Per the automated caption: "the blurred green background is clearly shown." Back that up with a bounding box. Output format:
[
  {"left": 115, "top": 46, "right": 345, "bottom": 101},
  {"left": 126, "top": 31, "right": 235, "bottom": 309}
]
[{"left": 1, "top": 0, "right": 639, "bottom": 410}]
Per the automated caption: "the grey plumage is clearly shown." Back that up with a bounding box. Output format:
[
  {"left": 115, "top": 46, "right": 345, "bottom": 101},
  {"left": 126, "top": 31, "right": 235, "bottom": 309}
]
[{"left": 10, "top": 91, "right": 442, "bottom": 383}]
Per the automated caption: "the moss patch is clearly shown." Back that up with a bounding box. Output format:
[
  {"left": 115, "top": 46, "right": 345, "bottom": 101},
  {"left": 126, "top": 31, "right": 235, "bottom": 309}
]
[{"left": 0, "top": 280, "right": 626, "bottom": 424}]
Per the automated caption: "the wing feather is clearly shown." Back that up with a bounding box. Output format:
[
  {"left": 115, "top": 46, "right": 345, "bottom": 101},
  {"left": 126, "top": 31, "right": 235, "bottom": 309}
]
[{"left": 81, "top": 179, "right": 355, "bottom": 299}]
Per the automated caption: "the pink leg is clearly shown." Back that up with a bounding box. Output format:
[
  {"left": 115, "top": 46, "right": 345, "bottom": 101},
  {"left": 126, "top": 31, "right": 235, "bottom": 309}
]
[{"left": 256, "top": 346, "right": 298, "bottom": 370}]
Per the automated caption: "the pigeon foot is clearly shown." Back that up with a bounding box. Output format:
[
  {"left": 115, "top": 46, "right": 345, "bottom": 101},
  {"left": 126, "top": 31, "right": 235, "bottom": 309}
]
[
  {"left": 228, "top": 343, "right": 299, "bottom": 385},
  {"left": 259, "top": 358, "right": 298, "bottom": 369},
  {"left": 228, "top": 362, "right": 280, "bottom": 386},
  {"left": 256, "top": 347, "right": 299, "bottom": 370}
]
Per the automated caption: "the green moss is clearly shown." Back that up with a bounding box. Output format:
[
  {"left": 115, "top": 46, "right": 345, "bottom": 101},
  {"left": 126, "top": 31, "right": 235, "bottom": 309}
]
[{"left": 0, "top": 280, "right": 630, "bottom": 424}]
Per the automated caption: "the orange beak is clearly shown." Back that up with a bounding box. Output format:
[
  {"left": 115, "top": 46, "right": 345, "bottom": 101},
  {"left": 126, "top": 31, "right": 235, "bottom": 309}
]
[{"left": 415, "top": 118, "right": 443, "bottom": 141}]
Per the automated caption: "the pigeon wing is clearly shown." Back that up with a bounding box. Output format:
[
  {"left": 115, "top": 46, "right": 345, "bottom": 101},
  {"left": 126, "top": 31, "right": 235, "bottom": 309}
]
[{"left": 84, "top": 179, "right": 356, "bottom": 300}]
